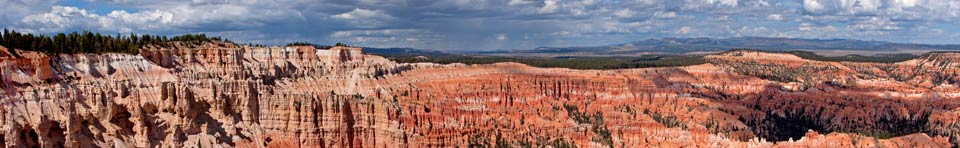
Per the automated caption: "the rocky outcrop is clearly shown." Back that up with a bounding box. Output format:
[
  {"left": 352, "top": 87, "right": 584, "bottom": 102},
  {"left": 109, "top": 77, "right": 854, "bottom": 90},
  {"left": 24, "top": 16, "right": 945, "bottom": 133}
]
[
  {"left": 0, "top": 44, "right": 958, "bottom": 147},
  {"left": 1, "top": 42, "right": 413, "bottom": 147}
]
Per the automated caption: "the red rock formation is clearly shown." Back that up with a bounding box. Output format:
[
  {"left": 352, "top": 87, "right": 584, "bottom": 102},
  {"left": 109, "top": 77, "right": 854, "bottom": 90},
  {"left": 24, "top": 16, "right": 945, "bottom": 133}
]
[{"left": 0, "top": 44, "right": 957, "bottom": 147}]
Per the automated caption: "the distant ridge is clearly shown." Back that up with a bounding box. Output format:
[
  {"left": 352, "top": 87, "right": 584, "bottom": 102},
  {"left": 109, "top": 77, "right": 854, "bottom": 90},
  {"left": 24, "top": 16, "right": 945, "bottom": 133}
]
[
  {"left": 497, "top": 37, "right": 960, "bottom": 56},
  {"left": 361, "top": 47, "right": 452, "bottom": 56}
]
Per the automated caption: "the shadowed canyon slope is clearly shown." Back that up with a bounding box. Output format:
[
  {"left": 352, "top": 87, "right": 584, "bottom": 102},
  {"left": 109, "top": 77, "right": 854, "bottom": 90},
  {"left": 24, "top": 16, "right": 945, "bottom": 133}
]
[{"left": 1, "top": 43, "right": 959, "bottom": 147}]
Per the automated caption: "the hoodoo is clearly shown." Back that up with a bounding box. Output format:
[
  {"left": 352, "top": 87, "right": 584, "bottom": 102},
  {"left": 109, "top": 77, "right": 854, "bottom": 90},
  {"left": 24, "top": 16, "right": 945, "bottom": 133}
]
[{"left": 0, "top": 43, "right": 957, "bottom": 147}]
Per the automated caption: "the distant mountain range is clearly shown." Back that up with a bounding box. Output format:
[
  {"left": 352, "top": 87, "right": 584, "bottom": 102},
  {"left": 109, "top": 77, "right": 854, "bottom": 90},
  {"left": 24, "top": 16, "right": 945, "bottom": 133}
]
[{"left": 366, "top": 37, "right": 960, "bottom": 57}]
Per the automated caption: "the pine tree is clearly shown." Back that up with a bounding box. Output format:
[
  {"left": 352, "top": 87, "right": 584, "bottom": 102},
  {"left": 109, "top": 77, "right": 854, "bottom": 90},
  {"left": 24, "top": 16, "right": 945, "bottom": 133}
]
[
  {"left": 0, "top": 29, "right": 228, "bottom": 54},
  {"left": 0, "top": 29, "right": 5, "bottom": 45},
  {"left": 2, "top": 29, "right": 9, "bottom": 45}
]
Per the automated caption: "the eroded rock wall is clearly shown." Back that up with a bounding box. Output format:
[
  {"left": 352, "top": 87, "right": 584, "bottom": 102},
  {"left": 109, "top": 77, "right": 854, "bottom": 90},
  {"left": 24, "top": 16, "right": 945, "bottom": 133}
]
[{"left": 0, "top": 43, "right": 414, "bottom": 147}]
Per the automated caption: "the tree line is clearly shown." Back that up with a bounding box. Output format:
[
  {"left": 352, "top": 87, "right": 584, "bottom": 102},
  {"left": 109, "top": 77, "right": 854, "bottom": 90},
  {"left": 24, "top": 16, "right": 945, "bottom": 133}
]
[
  {"left": 385, "top": 55, "right": 706, "bottom": 70},
  {"left": 0, "top": 29, "right": 227, "bottom": 56},
  {"left": 723, "top": 49, "right": 917, "bottom": 63},
  {"left": 285, "top": 41, "right": 315, "bottom": 47},
  {"left": 785, "top": 50, "right": 916, "bottom": 63},
  {"left": 285, "top": 41, "right": 349, "bottom": 49}
]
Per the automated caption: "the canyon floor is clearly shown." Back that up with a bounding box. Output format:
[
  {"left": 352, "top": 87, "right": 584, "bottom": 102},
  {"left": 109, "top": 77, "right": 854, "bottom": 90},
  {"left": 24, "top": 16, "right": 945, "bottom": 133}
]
[{"left": 1, "top": 42, "right": 959, "bottom": 147}]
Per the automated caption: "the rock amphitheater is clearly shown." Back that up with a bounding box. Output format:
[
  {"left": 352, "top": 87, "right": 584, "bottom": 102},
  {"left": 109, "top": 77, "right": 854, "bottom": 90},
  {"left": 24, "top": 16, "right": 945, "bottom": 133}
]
[{"left": 0, "top": 42, "right": 958, "bottom": 147}]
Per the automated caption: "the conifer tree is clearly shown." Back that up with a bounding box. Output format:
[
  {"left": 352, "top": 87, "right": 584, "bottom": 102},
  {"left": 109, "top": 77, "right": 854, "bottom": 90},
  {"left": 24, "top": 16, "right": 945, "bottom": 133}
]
[{"left": 0, "top": 29, "right": 229, "bottom": 55}]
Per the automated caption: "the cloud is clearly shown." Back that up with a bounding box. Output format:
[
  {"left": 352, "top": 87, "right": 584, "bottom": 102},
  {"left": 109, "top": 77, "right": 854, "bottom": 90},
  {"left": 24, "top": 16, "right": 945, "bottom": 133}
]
[
  {"left": 329, "top": 29, "right": 424, "bottom": 38},
  {"left": 802, "top": 0, "right": 960, "bottom": 20},
  {"left": 20, "top": 6, "right": 101, "bottom": 32},
  {"left": 332, "top": 8, "right": 395, "bottom": 28},
  {"left": 326, "top": 29, "right": 443, "bottom": 48},
  {"left": 539, "top": 0, "right": 560, "bottom": 14},
  {"left": 706, "top": 0, "right": 738, "bottom": 7},
  {"left": 803, "top": 0, "right": 825, "bottom": 13},
  {"left": 18, "top": 1, "right": 304, "bottom": 34},
  {"left": 847, "top": 17, "right": 903, "bottom": 31},
  {"left": 792, "top": 0, "right": 960, "bottom": 38},
  {"left": 676, "top": 26, "right": 694, "bottom": 34},
  {"left": 655, "top": 11, "right": 677, "bottom": 19},
  {"left": 0, "top": 0, "right": 57, "bottom": 28},
  {"left": 613, "top": 9, "right": 636, "bottom": 18},
  {"left": 333, "top": 8, "right": 393, "bottom": 20},
  {"left": 767, "top": 14, "right": 783, "bottom": 21}
]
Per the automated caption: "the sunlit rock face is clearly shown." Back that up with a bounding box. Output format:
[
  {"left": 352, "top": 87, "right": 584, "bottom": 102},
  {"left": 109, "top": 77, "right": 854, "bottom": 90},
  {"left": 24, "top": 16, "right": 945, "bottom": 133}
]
[{"left": 0, "top": 44, "right": 958, "bottom": 147}]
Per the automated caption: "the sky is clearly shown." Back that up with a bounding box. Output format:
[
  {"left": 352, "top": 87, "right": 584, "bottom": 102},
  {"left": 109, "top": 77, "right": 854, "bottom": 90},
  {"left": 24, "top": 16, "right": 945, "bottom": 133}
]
[{"left": 1, "top": 0, "right": 959, "bottom": 51}]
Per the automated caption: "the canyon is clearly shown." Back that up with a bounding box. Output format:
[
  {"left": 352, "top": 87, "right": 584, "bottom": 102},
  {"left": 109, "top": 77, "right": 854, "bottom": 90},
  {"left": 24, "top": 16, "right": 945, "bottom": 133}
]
[{"left": 0, "top": 42, "right": 958, "bottom": 147}]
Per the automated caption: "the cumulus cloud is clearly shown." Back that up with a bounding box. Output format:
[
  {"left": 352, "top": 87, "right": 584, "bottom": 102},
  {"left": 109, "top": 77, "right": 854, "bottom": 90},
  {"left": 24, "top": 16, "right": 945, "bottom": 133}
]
[
  {"left": 847, "top": 17, "right": 903, "bottom": 31},
  {"left": 802, "top": 0, "right": 960, "bottom": 20},
  {"left": 793, "top": 0, "right": 960, "bottom": 35},
  {"left": 655, "top": 11, "right": 677, "bottom": 19},
  {"left": 767, "top": 14, "right": 783, "bottom": 21},
  {"left": 538, "top": 0, "right": 560, "bottom": 14},
  {"left": 332, "top": 8, "right": 395, "bottom": 28},
  {"left": 803, "top": 0, "right": 825, "bottom": 13},
  {"left": 706, "top": 0, "right": 738, "bottom": 7},
  {"left": 21, "top": 6, "right": 106, "bottom": 32},
  {"left": 18, "top": 1, "right": 303, "bottom": 33},
  {"left": 0, "top": 0, "right": 57, "bottom": 28}
]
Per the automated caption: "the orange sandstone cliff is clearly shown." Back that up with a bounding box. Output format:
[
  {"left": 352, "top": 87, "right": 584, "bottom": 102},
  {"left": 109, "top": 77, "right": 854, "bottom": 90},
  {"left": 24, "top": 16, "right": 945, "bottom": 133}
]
[{"left": 0, "top": 44, "right": 958, "bottom": 147}]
